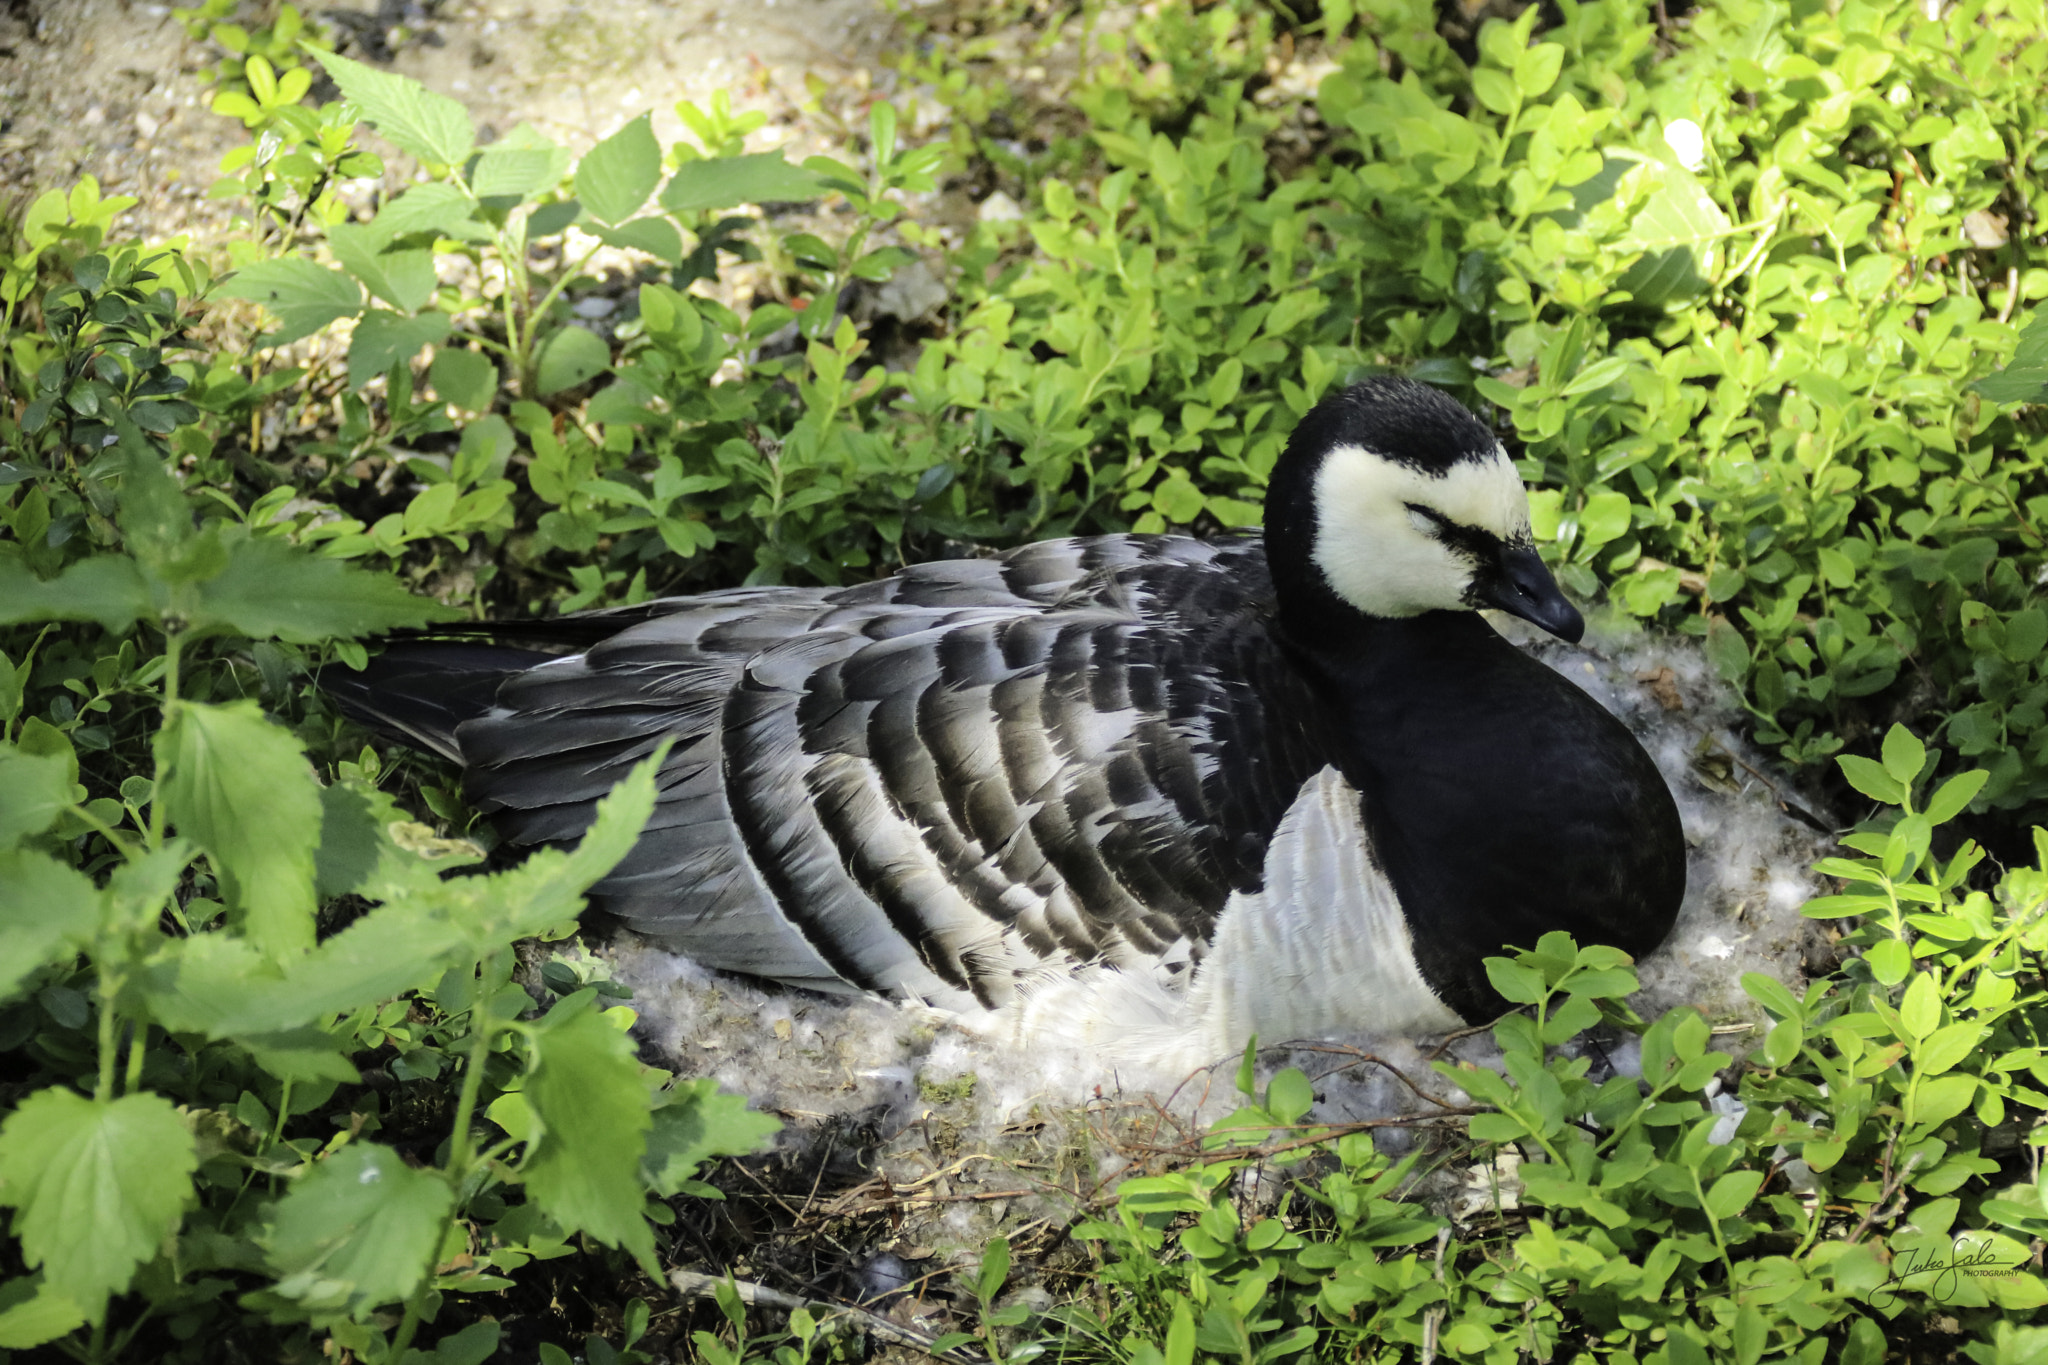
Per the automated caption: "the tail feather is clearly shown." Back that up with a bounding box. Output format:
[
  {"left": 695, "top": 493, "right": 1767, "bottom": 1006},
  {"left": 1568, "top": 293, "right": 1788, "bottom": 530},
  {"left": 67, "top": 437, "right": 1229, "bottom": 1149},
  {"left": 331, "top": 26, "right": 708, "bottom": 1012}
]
[{"left": 321, "top": 641, "right": 556, "bottom": 762}]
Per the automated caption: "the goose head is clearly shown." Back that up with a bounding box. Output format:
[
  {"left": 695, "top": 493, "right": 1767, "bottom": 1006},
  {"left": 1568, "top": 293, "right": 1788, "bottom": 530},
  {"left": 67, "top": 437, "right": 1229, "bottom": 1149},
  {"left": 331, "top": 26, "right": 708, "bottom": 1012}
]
[{"left": 1263, "top": 377, "right": 1583, "bottom": 643}]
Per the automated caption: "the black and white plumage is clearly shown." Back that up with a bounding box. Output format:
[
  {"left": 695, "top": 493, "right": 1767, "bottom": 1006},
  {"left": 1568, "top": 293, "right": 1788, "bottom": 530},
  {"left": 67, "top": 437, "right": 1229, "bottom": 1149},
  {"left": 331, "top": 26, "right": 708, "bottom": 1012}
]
[{"left": 327, "top": 378, "right": 1686, "bottom": 1066}]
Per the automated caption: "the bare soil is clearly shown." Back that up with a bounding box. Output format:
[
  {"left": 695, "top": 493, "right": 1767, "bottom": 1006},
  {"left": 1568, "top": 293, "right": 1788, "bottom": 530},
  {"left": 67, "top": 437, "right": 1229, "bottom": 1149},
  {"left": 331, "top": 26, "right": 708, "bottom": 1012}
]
[{"left": 0, "top": 0, "right": 902, "bottom": 238}]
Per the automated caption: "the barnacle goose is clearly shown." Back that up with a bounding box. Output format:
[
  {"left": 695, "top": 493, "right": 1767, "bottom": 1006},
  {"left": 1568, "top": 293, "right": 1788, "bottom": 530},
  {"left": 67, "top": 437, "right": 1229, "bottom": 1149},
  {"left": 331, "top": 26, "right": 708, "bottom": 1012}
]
[{"left": 328, "top": 377, "right": 1686, "bottom": 1066}]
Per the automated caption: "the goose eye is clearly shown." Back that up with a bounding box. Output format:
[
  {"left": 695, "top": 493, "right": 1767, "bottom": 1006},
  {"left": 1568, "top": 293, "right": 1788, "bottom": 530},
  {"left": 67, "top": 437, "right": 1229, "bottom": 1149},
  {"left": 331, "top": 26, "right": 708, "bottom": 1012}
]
[{"left": 1406, "top": 506, "right": 1439, "bottom": 536}]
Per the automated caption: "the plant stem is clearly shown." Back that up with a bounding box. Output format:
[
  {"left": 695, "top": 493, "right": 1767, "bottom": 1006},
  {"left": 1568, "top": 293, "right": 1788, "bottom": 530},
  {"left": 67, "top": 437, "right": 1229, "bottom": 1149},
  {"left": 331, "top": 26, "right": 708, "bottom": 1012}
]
[{"left": 148, "top": 628, "right": 184, "bottom": 852}]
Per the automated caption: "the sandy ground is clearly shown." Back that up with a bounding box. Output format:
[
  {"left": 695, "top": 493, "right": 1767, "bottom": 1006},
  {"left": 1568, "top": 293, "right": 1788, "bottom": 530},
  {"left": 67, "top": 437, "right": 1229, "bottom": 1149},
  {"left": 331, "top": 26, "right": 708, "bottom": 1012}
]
[{"left": 0, "top": 0, "right": 902, "bottom": 239}]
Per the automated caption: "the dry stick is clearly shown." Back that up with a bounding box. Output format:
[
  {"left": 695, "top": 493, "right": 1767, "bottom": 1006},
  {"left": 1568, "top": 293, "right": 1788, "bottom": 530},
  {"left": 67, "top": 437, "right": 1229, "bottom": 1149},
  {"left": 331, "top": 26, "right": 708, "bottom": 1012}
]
[
  {"left": 1292, "top": 1044, "right": 1472, "bottom": 1111},
  {"left": 670, "top": 1270, "right": 990, "bottom": 1365}
]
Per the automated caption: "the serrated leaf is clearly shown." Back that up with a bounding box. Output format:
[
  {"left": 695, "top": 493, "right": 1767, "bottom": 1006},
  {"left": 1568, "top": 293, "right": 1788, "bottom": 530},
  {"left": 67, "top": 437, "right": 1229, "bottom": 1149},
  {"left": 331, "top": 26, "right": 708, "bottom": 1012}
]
[
  {"left": 592, "top": 217, "right": 685, "bottom": 263},
  {"left": 0, "top": 1090, "right": 196, "bottom": 1318},
  {"left": 0, "top": 749, "right": 77, "bottom": 848},
  {"left": 264, "top": 1141, "right": 453, "bottom": 1317},
  {"left": 535, "top": 325, "right": 610, "bottom": 395},
  {"left": 659, "top": 153, "right": 826, "bottom": 213},
  {"left": 193, "top": 536, "right": 459, "bottom": 643},
  {"left": 156, "top": 700, "right": 321, "bottom": 956},
  {"left": 347, "top": 309, "right": 453, "bottom": 391},
  {"left": 523, "top": 1004, "right": 656, "bottom": 1270},
  {"left": 0, "top": 1279, "right": 88, "bottom": 1349},
  {"left": 372, "top": 181, "right": 484, "bottom": 240},
  {"left": 430, "top": 347, "right": 498, "bottom": 411},
  {"left": 0, "top": 851, "right": 100, "bottom": 1003},
  {"left": 0, "top": 557, "right": 154, "bottom": 633},
  {"left": 327, "top": 221, "right": 437, "bottom": 312},
  {"left": 643, "top": 1081, "right": 779, "bottom": 1195},
  {"left": 216, "top": 257, "right": 363, "bottom": 348},
  {"left": 472, "top": 147, "right": 564, "bottom": 200},
  {"left": 315, "top": 51, "right": 475, "bottom": 166},
  {"left": 578, "top": 114, "right": 663, "bottom": 225}
]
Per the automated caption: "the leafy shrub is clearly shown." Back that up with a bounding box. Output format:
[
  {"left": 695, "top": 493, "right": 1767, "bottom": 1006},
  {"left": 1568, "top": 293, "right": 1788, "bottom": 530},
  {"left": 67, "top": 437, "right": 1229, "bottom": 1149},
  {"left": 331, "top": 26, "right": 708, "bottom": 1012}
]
[{"left": 0, "top": 227, "right": 775, "bottom": 1364}]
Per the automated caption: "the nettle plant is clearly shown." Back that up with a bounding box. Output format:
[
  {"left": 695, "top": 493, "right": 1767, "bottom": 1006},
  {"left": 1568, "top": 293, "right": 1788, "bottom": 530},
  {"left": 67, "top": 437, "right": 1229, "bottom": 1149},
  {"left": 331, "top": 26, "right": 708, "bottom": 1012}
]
[
  {"left": 1048, "top": 741, "right": 2048, "bottom": 1365},
  {"left": 0, "top": 239, "right": 774, "bottom": 1365}
]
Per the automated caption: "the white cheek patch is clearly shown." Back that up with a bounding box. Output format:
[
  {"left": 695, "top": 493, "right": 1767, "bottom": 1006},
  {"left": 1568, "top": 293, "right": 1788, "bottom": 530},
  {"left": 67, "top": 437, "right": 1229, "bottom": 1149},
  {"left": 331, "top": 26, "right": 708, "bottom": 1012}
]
[{"left": 1312, "top": 443, "right": 1532, "bottom": 618}]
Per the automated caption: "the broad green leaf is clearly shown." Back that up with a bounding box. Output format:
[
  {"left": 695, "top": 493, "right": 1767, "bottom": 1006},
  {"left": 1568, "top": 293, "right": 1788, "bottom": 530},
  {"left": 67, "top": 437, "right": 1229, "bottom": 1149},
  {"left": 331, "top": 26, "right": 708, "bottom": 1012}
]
[
  {"left": 1704, "top": 617, "right": 1750, "bottom": 682},
  {"left": 1740, "top": 971, "right": 1803, "bottom": 1023},
  {"left": 216, "top": 258, "right": 364, "bottom": 348},
  {"left": 535, "top": 325, "right": 610, "bottom": 395},
  {"left": 347, "top": 309, "right": 453, "bottom": 391},
  {"left": 1837, "top": 754, "right": 1907, "bottom": 806},
  {"left": 0, "top": 557, "right": 154, "bottom": 633},
  {"left": 430, "top": 347, "right": 498, "bottom": 411},
  {"left": 263, "top": 1141, "right": 454, "bottom": 1317},
  {"left": 642, "top": 1081, "right": 779, "bottom": 1196},
  {"left": 659, "top": 153, "right": 825, "bottom": 213},
  {"left": 0, "top": 851, "right": 100, "bottom": 1002},
  {"left": 1703, "top": 1169, "right": 1764, "bottom": 1220},
  {"left": 0, "top": 1090, "right": 196, "bottom": 1318},
  {"left": 1925, "top": 769, "right": 1989, "bottom": 824},
  {"left": 592, "top": 217, "right": 685, "bottom": 263},
  {"left": 1512, "top": 43, "right": 1564, "bottom": 97},
  {"left": 1576, "top": 490, "right": 1632, "bottom": 547},
  {"left": 578, "top": 114, "right": 663, "bottom": 225},
  {"left": 1918, "top": 1022, "right": 1985, "bottom": 1076},
  {"left": 0, "top": 1279, "right": 88, "bottom": 1350},
  {"left": 0, "top": 748, "right": 77, "bottom": 847},
  {"left": 1881, "top": 724, "right": 1927, "bottom": 786},
  {"left": 193, "top": 535, "right": 459, "bottom": 643},
  {"left": 1266, "top": 1069, "right": 1314, "bottom": 1125},
  {"left": 372, "top": 181, "right": 482, "bottom": 239},
  {"left": 327, "top": 221, "right": 437, "bottom": 313},
  {"left": 1485, "top": 957, "right": 1545, "bottom": 1004},
  {"left": 315, "top": 51, "right": 475, "bottom": 166},
  {"left": 471, "top": 147, "right": 565, "bottom": 200},
  {"left": 1898, "top": 971, "right": 1940, "bottom": 1040},
  {"left": 1910, "top": 1074, "right": 1978, "bottom": 1131},
  {"left": 523, "top": 1003, "right": 656, "bottom": 1270},
  {"left": 156, "top": 700, "right": 321, "bottom": 956}
]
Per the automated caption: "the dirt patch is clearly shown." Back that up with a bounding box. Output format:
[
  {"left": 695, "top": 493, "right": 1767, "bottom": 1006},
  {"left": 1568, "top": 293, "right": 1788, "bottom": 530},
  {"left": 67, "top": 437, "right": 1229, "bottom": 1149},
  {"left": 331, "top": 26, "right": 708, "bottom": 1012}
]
[{"left": 0, "top": 0, "right": 901, "bottom": 239}]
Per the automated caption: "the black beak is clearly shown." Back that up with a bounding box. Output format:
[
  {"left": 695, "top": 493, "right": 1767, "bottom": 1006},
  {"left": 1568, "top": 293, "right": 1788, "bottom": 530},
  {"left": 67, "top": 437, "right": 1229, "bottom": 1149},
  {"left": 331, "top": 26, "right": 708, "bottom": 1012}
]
[{"left": 1478, "top": 544, "right": 1584, "bottom": 643}]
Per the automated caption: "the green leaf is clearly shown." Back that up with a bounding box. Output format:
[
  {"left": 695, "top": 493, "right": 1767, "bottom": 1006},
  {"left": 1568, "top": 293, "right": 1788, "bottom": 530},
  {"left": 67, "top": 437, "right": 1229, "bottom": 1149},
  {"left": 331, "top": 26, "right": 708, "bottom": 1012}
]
[
  {"left": 0, "top": 557, "right": 154, "bottom": 633},
  {"left": 0, "top": 1279, "right": 88, "bottom": 1350},
  {"left": 523, "top": 1004, "right": 656, "bottom": 1270},
  {"left": 156, "top": 700, "right": 321, "bottom": 956},
  {"left": 371, "top": 181, "right": 481, "bottom": 239},
  {"left": 1512, "top": 43, "right": 1563, "bottom": 97},
  {"left": 1881, "top": 724, "right": 1926, "bottom": 786},
  {"left": 430, "top": 347, "right": 498, "bottom": 411},
  {"left": 1926, "top": 769, "right": 1989, "bottom": 824},
  {"left": 642, "top": 1081, "right": 779, "bottom": 1196},
  {"left": 263, "top": 1141, "right": 454, "bottom": 1317},
  {"left": 0, "top": 1089, "right": 196, "bottom": 1318},
  {"left": 535, "top": 325, "right": 610, "bottom": 396},
  {"left": 327, "top": 221, "right": 437, "bottom": 312},
  {"left": 471, "top": 148, "right": 564, "bottom": 200},
  {"left": 314, "top": 51, "right": 475, "bottom": 166},
  {"left": 0, "top": 748, "right": 77, "bottom": 847},
  {"left": 591, "top": 217, "right": 686, "bottom": 264},
  {"left": 1266, "top": 1069, "right": 1314, "bottom": 1125},
  {"left": 659, "top": 153, "right": 825, "bottom": 213},
  {"left": 347, "top": 309, "right": 453, "bottom": 391},
  {"left": 1911, "top": 1074, "right": 1978, "bottom": 1131},
  {"left": 0, "top": 852, "right": 100, "bottom": 1003},
  {"left": 1703, "top": 1169, "right": 1764, "bottom": 1220},
  {"left": 1899, "top": 972, "right": 1941, "bottom": 1039},
  {"left": 1704, "top": 616, "right": 1750, "bottom": 682},
  {"left": 578, "top": 114, "right": 663, "bottom": 225},
  {"left": 216, "top": 257, "right": 364, "bottom": 348},
  {"left": 1837, "top": 755, "right": 1908, "bottom": 806},
  {"left": 1485, "top": 957, "right": 1545, "bottom": 1005},
  {"left": 193, "top": 536, "right": 459, "bottom": 642}
]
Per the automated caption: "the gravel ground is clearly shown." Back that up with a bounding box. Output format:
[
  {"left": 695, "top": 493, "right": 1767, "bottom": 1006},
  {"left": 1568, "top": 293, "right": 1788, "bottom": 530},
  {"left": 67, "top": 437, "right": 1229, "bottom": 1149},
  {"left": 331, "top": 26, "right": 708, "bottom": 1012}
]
[{"left": 0, "top": 0, "right": 902, "bottom": 240}]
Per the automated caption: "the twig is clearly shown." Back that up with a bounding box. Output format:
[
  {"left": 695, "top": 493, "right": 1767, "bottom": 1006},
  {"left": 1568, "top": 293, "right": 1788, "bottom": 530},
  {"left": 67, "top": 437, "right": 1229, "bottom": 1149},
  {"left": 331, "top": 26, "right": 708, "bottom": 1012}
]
[{"left": 670, "top": 1270, "right": 989, "bottom": 1365}]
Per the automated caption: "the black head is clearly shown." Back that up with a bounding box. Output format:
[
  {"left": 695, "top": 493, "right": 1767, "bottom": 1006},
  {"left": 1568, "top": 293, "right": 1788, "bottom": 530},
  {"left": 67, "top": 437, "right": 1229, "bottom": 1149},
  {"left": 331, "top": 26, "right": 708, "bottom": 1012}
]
[{"left": 1262, "top": 377, "right": 1583, "bottom": 643}]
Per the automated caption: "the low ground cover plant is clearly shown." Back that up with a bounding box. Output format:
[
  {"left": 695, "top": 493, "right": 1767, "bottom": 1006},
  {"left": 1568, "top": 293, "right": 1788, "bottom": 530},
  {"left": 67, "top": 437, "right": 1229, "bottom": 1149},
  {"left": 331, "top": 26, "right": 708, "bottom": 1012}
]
[{"left": 0, "top": 0, "right": 2045, "bottom": 1360}]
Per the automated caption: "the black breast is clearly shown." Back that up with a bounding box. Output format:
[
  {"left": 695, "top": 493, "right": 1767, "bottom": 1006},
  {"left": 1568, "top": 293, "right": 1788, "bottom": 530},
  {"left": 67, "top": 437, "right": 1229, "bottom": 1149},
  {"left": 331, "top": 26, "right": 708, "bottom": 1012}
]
[{"left": 1291, "top": 611, "right": 1687, "bottom": 1022}]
